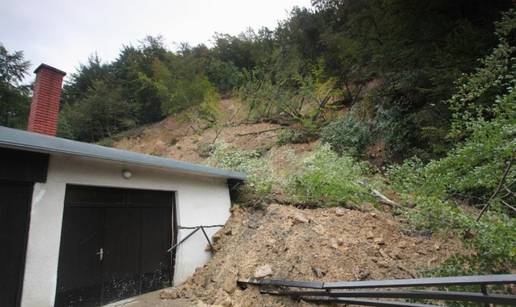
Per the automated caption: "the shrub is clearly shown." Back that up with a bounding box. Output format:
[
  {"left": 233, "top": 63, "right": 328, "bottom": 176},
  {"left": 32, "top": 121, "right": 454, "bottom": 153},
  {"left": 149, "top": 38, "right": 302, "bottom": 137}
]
[
  {"left": 204, "top": 58, "right": 243, "bottom": 94},
  {"left": 276, "top": 128, "right": 316, "bottom": 145},
  {"left": 320, "top": 111, "right": 373, "bottom": 157},
  {"left": 286, "top": 144, "right": 374, "bottom": 206},
  {"left": 208, "top": 141, "right": 275, "bottom": 204}
]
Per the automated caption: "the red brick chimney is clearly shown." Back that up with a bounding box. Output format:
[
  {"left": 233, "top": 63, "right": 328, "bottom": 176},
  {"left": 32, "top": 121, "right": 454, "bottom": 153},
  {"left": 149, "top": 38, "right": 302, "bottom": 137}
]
[{"left": 27, "top": 64, "right": 66, "bottom": 136}]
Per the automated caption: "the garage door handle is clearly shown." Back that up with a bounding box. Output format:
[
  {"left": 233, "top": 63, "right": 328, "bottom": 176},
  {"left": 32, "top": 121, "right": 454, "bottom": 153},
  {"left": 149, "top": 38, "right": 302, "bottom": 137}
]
[{"left": 96, "top": 248, "right": 104, "bottom": 261}]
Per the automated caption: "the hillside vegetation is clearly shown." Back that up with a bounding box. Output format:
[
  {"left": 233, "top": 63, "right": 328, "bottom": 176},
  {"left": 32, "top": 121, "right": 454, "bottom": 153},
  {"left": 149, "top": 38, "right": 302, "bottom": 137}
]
[{"left": 1, "top": 0, "right": 515, "bottom": 293}]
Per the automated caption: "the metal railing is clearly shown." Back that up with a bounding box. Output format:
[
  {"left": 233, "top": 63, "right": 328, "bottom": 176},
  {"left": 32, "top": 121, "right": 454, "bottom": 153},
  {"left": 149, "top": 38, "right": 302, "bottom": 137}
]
[{"left": 237, "top": 274, "right": 516, "bottom": 306}]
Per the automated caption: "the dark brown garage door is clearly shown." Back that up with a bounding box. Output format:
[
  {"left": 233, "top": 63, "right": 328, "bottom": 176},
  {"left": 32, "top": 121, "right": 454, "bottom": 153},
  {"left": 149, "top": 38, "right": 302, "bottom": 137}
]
[
  {"left": 55, "top": 185, "right": 175, "bottom": 306},
  {"left": 0, "top": 181, "right": 33, "bottom": 307}
]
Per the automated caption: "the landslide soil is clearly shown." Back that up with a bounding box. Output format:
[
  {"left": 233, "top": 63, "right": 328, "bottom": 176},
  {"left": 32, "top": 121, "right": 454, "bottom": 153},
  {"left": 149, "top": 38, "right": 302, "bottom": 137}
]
[
  {"left": 107, "top": 99, "right": 465, "bottom": 307},
  {"left": 128, "top": 204, "right": 462, "bottom": 307}
]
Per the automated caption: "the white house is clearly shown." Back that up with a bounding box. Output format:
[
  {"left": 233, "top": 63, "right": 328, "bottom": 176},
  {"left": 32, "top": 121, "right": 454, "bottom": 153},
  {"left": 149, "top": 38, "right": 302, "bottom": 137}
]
[{"left": 0, "top": 64, "right": 245, "bottom": 307}]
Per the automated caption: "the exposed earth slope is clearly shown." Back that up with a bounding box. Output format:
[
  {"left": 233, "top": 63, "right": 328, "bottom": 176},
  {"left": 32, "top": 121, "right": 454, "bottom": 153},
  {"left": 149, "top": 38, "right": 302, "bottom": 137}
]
[{"left": 106, "top": 100, "right": 465, "bottom": 306}]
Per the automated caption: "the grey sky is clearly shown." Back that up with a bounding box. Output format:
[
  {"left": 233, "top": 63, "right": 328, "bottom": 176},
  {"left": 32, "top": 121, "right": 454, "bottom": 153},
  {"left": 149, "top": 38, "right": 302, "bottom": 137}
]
[{"left": 1, "top": 0, "right": 312, "bottom": 82}]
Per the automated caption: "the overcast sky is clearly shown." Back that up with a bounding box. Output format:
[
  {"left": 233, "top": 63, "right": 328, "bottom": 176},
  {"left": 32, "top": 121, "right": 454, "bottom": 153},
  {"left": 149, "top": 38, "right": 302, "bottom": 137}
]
[{"left": 1, "top": 0, "right": 312, "bottom": 82}]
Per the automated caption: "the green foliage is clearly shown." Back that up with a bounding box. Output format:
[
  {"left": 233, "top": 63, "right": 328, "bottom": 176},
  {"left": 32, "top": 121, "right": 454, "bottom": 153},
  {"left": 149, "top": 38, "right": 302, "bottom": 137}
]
[
  {"left": 55, "top": 1, "right": 514, "bottom": 161},
  {"left": 387, "top": 12, "right": 516, "bottom": 275},
  {"left": 161, "top": 75, "right": 218, "bottom": 115},
  {"left": 0, "top": 44, "right": 30, "bottom": 129},
  {"left": 449, "top": 9, "right": 516, "bottom": 138},
  {"left": 320, "top": 109, "right": 372, "bottom": 157},
  {"left": 276, "top": 128, "right": 316, "bottom": 146},
  {"left": 208, "top": 142, "right": 275, "bottom": 203},
  {"left": 59, "top": 36, "right": 226, "bottom": 141},
  {"left": 239, "top": 66, "right": 342, "bottom": 131},
  {"left": 59, "top": 81, "right": 136, "bottom": 141},
  {"left": 286, "top": 144, "right": 373, "bottom": 206},
  {"left": 204, "top": 58, "right": 242, "bottom": 94},
  {"left": 425, "top": 119, "right": 515, "bottom": 199}
]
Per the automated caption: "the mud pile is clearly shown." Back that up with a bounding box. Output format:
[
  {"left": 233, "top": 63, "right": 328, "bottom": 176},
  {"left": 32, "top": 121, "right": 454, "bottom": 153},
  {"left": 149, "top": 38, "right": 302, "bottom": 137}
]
[{"left": 150, "top": 204, "right": 463, "bottom": 306}]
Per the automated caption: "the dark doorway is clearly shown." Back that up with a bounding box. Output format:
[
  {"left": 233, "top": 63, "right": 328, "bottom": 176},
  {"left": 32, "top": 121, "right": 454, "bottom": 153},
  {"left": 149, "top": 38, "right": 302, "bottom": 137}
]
[
  {"left": 55, "top": 185, "right": 175, "bottom": 306},
  {"left": 0, "top": 181, "right": 33, "bottom": 307}
]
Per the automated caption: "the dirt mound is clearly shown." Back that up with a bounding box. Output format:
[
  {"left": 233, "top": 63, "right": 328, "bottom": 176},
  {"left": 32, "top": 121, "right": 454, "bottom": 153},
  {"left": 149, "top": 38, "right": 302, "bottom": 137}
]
[
  {"left": 135, "top": 204, "right": 462, "bottom": 306},
  {"left": 107, "top": 99, "right": 463, "bottom": 306}
]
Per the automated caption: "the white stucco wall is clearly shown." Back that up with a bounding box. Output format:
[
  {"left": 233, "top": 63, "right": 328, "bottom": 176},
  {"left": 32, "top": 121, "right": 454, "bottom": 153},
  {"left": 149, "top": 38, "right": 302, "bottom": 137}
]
[{"left": 21, "top": 155, "right": 231, "bottom": 307}]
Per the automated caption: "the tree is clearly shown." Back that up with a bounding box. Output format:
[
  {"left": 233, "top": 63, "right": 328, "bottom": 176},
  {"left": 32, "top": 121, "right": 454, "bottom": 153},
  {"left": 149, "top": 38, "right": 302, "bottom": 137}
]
[
  {"left": 60, "top": 80, "right": 135, "bottom": 141},
  {"left": 0, "top": 44, "right": 30, "bottom": 128}
]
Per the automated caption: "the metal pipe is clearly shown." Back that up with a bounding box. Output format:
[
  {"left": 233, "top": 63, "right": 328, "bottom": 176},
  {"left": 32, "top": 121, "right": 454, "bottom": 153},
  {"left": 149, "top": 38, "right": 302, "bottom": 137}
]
[{"left": 261, "top": 289, "right": 516, "bottom": 305}]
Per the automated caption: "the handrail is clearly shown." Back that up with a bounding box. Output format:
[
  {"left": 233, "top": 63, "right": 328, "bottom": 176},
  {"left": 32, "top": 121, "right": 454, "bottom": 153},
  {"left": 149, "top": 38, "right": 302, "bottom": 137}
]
[{"left": 237, "top": 274, "right": 516, "bottom": 306}]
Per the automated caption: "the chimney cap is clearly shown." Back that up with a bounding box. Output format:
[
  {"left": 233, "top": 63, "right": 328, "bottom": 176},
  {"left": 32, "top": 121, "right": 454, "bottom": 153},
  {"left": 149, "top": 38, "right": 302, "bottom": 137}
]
[{"left": 34, "top": 63, "right": 66, "bottom": 76}]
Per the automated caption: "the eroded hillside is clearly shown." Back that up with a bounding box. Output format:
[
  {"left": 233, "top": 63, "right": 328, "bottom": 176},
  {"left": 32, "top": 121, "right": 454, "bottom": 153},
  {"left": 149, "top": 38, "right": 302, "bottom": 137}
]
[{"left": 102, "top": 100, "right": 469, "bottom": 307}]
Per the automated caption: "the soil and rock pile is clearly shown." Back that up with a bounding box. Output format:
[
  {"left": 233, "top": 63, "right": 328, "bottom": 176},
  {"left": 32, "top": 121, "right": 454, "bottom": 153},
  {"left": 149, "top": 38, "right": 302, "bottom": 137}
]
[
  {"left": 134, "top": 203, "right": 462, "bottom": 306},
  {"left": 107, "top": 100, "right": 464, "bottom": 306}
]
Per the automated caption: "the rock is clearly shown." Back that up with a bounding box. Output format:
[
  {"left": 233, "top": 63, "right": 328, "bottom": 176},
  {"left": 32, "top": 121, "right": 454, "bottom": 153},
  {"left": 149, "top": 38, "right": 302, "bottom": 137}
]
[
  {"left": 357, "top": 270, "right": 370, "bottom": 280},
  {"left": 377, "top": 260, "right": 390, "bottom": 268},
  {"left": 224, "top": 228, "right": 232, "bottom": 235},
  {"left": 254, "top": 264, "right": 273, "bottom": 278},
  {"left": 221, "top": 298, "right": 233, "bottom": 307},
  {"left": 160, "top": 288, "right": 180, "bottom": 300},
  {"left": 248, "top": 222, "right": 259, "bottom": 229},
  {"left": 390, "top": 248, "right": 403, "bottom": 259},
  {"left": 365, "top": 246, "right": 378, "bottom": 257},
  {"left": 335, "top": 207, "right": 346, "bottom": 216},
  {"left": 216, "top": 289, "right": 233, "bottom": 307},
  {"left": 265, "top": 238, "right": 276, "bottom": 247},
  {"left": 212, "top": 232, "right": 222, "bottom": 242},
  {"left": 222, "top": 276, "right": 236, "bottom": 294},
  {"left": 366, "top": 231, "right": 374, "bottom": 239},
  {"left": 195, "top": 300, "right": 209, "bottom": 307},
  {"left": 374, "top": 238, "right": 385, "bottom": 245},
  {"left": 433, "top": 243, "right": 441, "bottom": 250},
  {"left": 337, "top": 238, "right": 344, "bottom": 246},
  {"left": 397, "top": 240, "right": 408, "bottom": 249},
  {"left": 291, "top": 212, "right": 309, "bottom": 224},
  {"left": 312, "top": 267, "right": 326, "bottom": 278},
  {"left": 313, "top": 224, "right": 326, "bottom": 235}
]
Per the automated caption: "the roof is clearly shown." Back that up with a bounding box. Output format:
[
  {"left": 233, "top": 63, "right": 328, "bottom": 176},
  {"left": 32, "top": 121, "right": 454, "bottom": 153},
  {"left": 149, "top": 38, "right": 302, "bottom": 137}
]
[{"left": 0, "top": 126, "right": 246, "bottom": 181}]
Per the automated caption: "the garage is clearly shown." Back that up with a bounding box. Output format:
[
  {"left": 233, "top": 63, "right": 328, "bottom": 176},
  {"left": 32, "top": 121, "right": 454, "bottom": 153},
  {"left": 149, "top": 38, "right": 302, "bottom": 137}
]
[
  {"left": 0, "top": 182, "right": 33, "bottom": 307},
  {"left": 0, "top": 148, "right": 48, "bottom": 307},
  {"left": 55, "top": 185, "right": 176, "bottom": 306},
  {"left": 1, "top": 122, "right": 244, "bottom": 307}
]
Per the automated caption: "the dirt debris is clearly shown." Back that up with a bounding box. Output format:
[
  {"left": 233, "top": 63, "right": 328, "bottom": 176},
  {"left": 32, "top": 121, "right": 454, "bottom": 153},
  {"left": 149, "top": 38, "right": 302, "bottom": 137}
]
[
  {"left": 111, "top": 99, "right": 288, "bottom": 164},
  {"left": 136, "top": 204, "right": 463, "bottom": 306},
  {"left": 108, "top": 100, "right": 465, "bottom": 306}
]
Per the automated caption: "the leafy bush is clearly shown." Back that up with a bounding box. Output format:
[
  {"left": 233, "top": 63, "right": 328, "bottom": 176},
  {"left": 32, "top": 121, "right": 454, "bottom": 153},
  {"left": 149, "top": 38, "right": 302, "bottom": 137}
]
[
  {"left": 204, "top": 58, "right": 243, "bottom": 94},
  {"left": 320, "top": 110, "right": 373, "bottom": 157},
  {"left": 389, "top": 160, "right": 516, "bottom": 273},
  {"left": 286, "top": 144, "right": 374, "bottom": 206},
  {"left": 386, "top": 157, "right": 426, "bottom": 196},
  {"left": 208, "top": 142, "right": 275, "bottom": 204},
  {"left": 239, "top": 67, "right": 342, "bottom": 128},
  {"left": 276, "top": 128, "right": 316, "bottom": 145}
]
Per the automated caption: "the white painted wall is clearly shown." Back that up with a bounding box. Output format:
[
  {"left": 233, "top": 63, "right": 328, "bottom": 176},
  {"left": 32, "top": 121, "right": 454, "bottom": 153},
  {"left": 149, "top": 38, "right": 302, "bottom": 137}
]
[{"left": 21, "top": 155, "right": 231, "bottom": 307}]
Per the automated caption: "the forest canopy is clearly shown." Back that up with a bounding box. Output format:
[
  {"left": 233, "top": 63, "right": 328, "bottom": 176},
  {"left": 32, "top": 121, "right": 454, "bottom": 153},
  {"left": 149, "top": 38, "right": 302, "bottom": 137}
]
[{"left": 1, "top": 0, "right": 514, "bottom": 154}]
